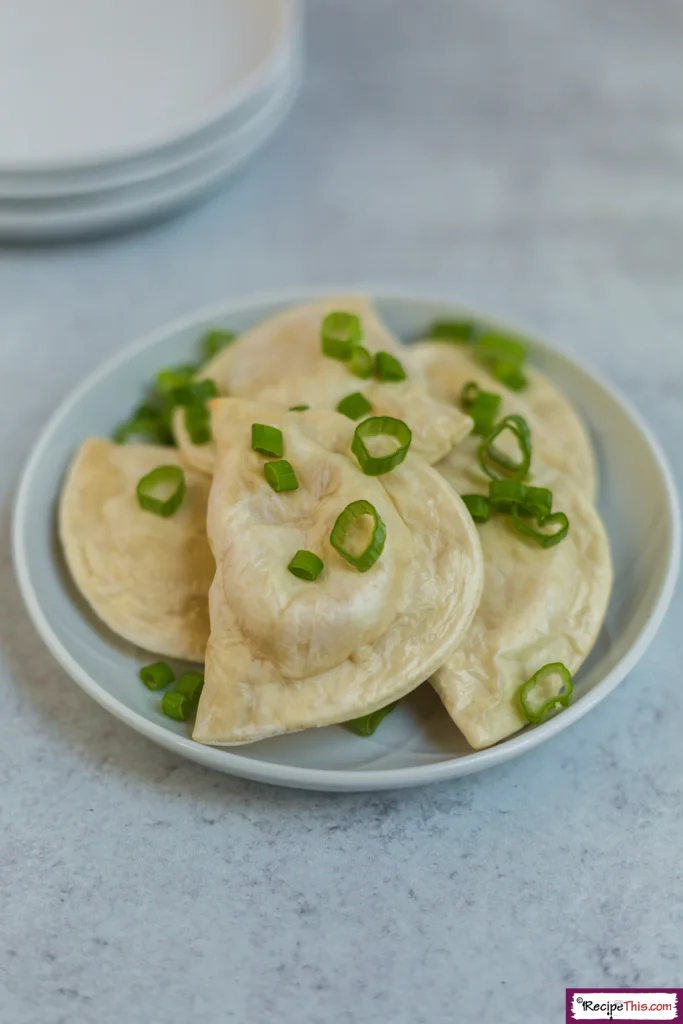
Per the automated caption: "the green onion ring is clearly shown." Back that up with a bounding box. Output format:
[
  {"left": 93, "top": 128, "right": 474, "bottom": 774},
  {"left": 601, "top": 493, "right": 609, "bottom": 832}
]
[
  {"left": 518, "top": 663, "right": 573, "bottom": 724},
  {"left": 349, "top": 346, "right": 374, "bottom": 379},
  {"left": 330, "top": 499, "right": 386, "bottom": 572},
  {"left": 428, "top": 319, "right": 479, "bottom": 343},
  {"left": 139, "top": 662, "right": 175, "bottom": 691},
  {"left": 351, "top": 416, "right": 412, "bottom": 476},
  {"left": 136, "top": 465, "right": 186, "bottom": 517},
  {"left": 288, "top": 550, "right": 324, "bottom": 581},
  {"left": 461, "top": 380, "right": 502, "bottom": 437},
  {"left": 477, "top": 414, "right": 532, "bottom": 482},
  {"left": 511, "top": 509, "right": 569, "bottom": 548},
  {"left": 321, "top": 311, "right": 363, "bottom": 360},
  {"left": 489, "top": 480, "right": 552, "bottom": 518},
  {"left": 347, "top": 701, "right": 398, "bottom": 736},
  {"left": 461, "top": 494, "right": 491, "bottom": 523}
]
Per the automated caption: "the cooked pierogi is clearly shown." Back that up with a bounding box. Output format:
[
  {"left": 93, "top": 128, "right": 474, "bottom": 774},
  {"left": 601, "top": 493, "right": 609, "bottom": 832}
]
[
  {"left": 174, "top": 298, "right": 472, "bottom": 476},
  {"left": 430, "top": 456, "right": 612, "bottom": 750},
  {"left": 59, "top": 439, "right": 213, "bottom": 660},
  {"left": 193, "top": 399, "right": 484, "bottom": 745},
  {"left": 411, "top": 340, "right": 597, "bottom": 502}
]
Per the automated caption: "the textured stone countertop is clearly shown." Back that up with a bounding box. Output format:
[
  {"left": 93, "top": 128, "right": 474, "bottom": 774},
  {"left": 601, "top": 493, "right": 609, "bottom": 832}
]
[{"left": 1, "top": 1, "right": 682, "bottom": 1021}]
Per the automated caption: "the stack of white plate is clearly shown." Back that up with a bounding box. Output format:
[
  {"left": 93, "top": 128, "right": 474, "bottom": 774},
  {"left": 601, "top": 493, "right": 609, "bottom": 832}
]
[{"left": 0, "top": 0, "right": 301, "bottom": 241}]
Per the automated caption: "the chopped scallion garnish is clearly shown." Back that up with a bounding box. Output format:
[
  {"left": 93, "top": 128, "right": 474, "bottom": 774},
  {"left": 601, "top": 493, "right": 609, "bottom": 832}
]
[
  {"left": 518, "top": 663, "right": 572, "bottom": 724},
  {"left": 184, "top": 402, "right": 212, "bottom": 445},
  {"left": 374, "top": 351, "right": 407, "bottom": 382},
  {"left": 511, "top": 509, "right": 569, "bottom": 548},
  {"left": 264, "top": 459, "right": 299, "bottom": 493},
  {"left": 288, "top": 550, "right": 324, "bottom": 581},
  {"left": 349, "top": 346, "right": 374, "bottom": 379},
  {"left": 428, "top": 319, "right": 478, "bottom": 343},
  {"left": 136, "top": 465, "right": 186, "bottom": 517},
  {"left": 200, "top": 329, "right": 236, "bottom": 364},
  {"left": 461, "top": 494, "right": 491, "bottom": 523},
  {"left": 330, "top": 499, "right": 386, "bottom": 573},
  {"left": 321, "top": 311, "right": 363, "bottom": 360},
  {"left": 172, "top": 671, "right": 204, "bottom": 703},
  {"left": 460, "top": 380, "right": 502, "bottom": 437},
  {"left": 489, "top": 480, "right": 552, "bottom": 519},
  {"left": 351, "top": 416, "right": 412, "bottom": 476},
  {"left": 156, "top": 364, "right": 197, "bottom": 395},
  {"left": 337, "top": 392, "right": 372, "bottom": 420},
  {"left": 347, "top": 701, "right": 398, "bottom": 736},
  {"left": 251, "top": 423, "right": 283, "bottom": 458},
  {"left": 477, "top": 414, "right": 532, "bottom": 482},
  {"left": 289, "top": 405, "right": 310, "bottom": 411},
  {"left": 139, "top": 662, "right": 175, "bottom": 691},
  {"left": 474, "top": 331, "right": 529, "bottom": 391}
]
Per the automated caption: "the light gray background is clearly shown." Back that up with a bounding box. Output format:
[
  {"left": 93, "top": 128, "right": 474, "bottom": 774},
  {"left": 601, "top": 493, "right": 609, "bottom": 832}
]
[{"left": 1, "top": 1, "right": 682, "bottom": 1021}]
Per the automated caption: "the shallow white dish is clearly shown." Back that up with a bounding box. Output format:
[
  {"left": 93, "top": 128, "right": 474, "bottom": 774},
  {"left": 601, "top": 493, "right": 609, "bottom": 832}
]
[
  {"left": 0, "top": 44, "right": 300, "bottom": 200},
  {"left": 13, "top": 290, "right": 680, "bottom": 792},
  {"left": 0, "top": 62, "right": 300, "bottom": 242},
  {"left": 0, "top": 0, "right": 299, "bottom": 172}
]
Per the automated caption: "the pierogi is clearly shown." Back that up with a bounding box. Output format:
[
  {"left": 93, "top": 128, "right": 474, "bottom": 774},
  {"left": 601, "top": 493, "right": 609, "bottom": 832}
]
[
  {"left": 192, "top": 399, "right": 484, "bottom": 744},
  {"left": 173, "top": 297, "right": 472, "bottom": 476},
  {"left": 59, "top": 439, "right": 213, "bottom": 661},
  {"left": 411, "top": 340, "right": 597, "bottom": 502},
  {"left": 429, "top": 421, "right": 611, "bottom": 750}
]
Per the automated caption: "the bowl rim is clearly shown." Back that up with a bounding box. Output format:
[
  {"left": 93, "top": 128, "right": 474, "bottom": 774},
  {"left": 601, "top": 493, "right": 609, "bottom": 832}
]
[{"left": 12, "top": 286, "right": 682, "bottom": 791}]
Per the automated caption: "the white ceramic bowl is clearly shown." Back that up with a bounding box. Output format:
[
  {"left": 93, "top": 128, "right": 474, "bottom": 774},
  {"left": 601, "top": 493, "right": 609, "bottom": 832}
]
[{"left": 12, "top": 290, "right": 680, "bottom": 791}]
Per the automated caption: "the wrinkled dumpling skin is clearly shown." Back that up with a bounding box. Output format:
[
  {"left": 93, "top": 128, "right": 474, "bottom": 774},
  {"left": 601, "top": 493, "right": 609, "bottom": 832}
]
[
  {"left": 193, "top": 399, "right": 484, "bottom": 745},
  {"left": 59, "top": 439, "right": 213, "bottom": 660},
  {"left": 174, "top": 298, "right": 472, "bottom": 476},
  {"left": 411, "top": 340, "right": 598, "bottom": 502},
  {"left": 430, "top": 450, "right": 612, "bottom": 750}
]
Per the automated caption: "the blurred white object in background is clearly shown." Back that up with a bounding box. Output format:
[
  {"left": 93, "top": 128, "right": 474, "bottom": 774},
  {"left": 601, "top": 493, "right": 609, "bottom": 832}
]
[{"left": 0, "top": 0, "right": 301, "bottom": 239}]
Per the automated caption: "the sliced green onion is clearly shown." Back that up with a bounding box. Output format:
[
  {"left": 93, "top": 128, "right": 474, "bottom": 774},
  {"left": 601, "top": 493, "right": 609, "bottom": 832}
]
[
  {"left": 474, "top": 331, "right": 529, "bottom": 391},
  {"left": 474, "top": 331, "right": 527, "bottom": 368},
  {"left": 495, "top": 365, "right": 528, "bottom": 391},
  {"left": 462, "top": 494, "right": 491, "bottom": 523},
  {"left": 139, "top": 661, "right": 175, "bottom": 691},
  {"left": 289, "top": 404, "right": 310, "bottom": 411},
  {"left": 518, "top": 663, "right": 572, "bottom": 724},
  {"left": 288, "top": 550, "right": 324, "bottom": 581},
  {"left": 477, "top": 414, "right": 532, "bottom": 482},
  {"left": 264, "top": 459, "right": 299, "bottom": 493},
  {"left": 337, "top": 392, "right": 372, "bottom": 420},
  {"left": 351, "top": 416, "right": 412, "bottom": 476},
  {"left": 173, "top": 671, "right": 204, "bottom": 703},
  {"left": 166, "top": 378, "right": 218, "bottom": 408},
  {"left": 201, "top": 329, "right": 236, "bottom": 363},
  {"left": 374, "top": 351, "right": 407, "bottom": 382},
  {"left": 511, "top": 509, "right": 569, "bottom": 548},
  {"left": 321, "top": 311, "right": 362, "bottom": 360},
  {"left": 161, "top": 691, "right": 191, "bottom": 722},
  {"left": 489, "top": 480, "right": 552, "bottom": 518},
  {"left": 184, "top": 402, "right": 212, "bottom": 445},
  {"left": 460, "top": 380, "right": 502, "bottom": 436},
  {"left": 330, "top": 499, "right": 386, "bottom": 572},
  {"left": 155, "top": 364, "right": 197, "bottom": 395},
  {"left": 113, "top": 413, "right": 174, "bottom": 446},
  {"left": 349, "top": 345, "right": 374, "bottom": 379},
  {"left": 428, "top": 319, "right": 478, "bottom": 343},
  {"left": 136, "top": 465, "right": 186, "bottom": 517},
  {"left": 251, "top": 423, "right": 283, "bottom": 458},
  {"left": 347, "top": 701, "right": 398, "bottom": 736}
]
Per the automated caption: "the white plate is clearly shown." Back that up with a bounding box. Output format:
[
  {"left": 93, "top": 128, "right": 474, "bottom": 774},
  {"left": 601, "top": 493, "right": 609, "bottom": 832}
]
[
  {"left": 0, "top": 0, "right": 299, "bottom": 172},
  {"left": 0, "top": 61, "right": 300, "bottom": 241},
  {"left": 12, "top": 290, "right": 680, "bottom": 792},
  {"left": 0, "top": 42, "right": 300, "bottom": 199}
]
